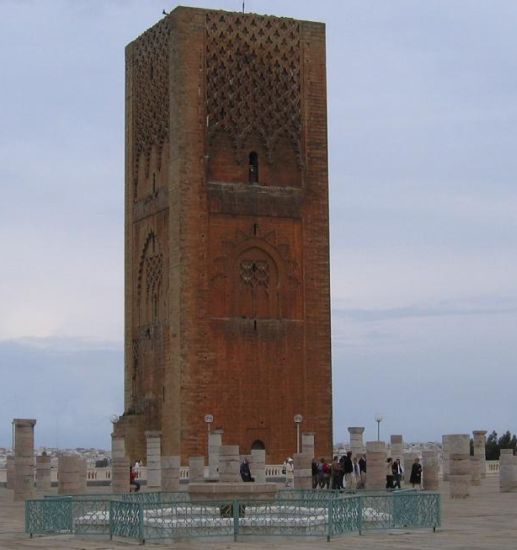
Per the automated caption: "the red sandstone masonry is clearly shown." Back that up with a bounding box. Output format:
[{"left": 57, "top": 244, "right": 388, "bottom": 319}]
[{"left": 121, "top": 7, "right": 332, "bottom": 464}]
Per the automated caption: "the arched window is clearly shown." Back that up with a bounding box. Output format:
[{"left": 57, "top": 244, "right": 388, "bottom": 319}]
[
  {"left": 248, "top": 151, "right": 259, "bottom": 184},
  {"left": 251, "top": 439, "right": 266, "bottom": 451}
]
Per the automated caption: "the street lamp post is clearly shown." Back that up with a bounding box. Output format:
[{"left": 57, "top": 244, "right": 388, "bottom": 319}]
[
  {"left": 294, "top": 414, "right": 303, "bottom": 454},
  {"left": 375, "top": 415, "right": 383, "bottom": 441},
  {"left": 204, "top": 414, "right": 213, "bottom": 451}
]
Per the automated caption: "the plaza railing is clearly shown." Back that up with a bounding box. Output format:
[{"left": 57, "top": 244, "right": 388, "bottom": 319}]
[{"left": 26, "top": 489, "right": 440, "bottom": 543}]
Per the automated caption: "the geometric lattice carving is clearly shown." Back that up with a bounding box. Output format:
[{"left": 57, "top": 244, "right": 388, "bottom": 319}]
[
  {"left": 131, "top": 18, "right": 169, "bottom": 177},
  {"left": 240, "top": 260, "right": 270, "bottom": 288},
  {"left": 145, "top": 254, "right": 163, "bottom": 298},
  {"left": 136, "top": 232, "right": 163, "bottom": 302},
  {"left": 206, "top": 12, "right": 302, "bottom": 164}
]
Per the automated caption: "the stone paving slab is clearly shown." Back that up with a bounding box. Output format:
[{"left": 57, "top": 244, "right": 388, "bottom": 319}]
[{"left": 1, "top": 477, "right": 516, "bottom": 549}]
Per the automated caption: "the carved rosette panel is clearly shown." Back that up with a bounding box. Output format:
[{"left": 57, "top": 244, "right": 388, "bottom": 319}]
[
  {"left": 206, "top": 12, "right": 302, "bottom": 164},
  {"left": 240, "top": 259, "right": 270, "bottom": 288},
  {"left": 211, "top": 225, "right": 301, "bottom": 319},
  {"left": 131, "top": 18, "right": 169, "bottom": 178}
]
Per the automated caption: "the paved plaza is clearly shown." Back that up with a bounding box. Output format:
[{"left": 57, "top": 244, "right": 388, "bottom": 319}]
[{"left": 0, "top": 476, "right": 515, "bottom": 549}]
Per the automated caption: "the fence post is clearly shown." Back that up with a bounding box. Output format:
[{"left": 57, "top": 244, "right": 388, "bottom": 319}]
[
  {"left": 435, "top": 493, "right": 441, "bottom": 532},
  {"left": 358, "top": 495, "right": 363, "bottom": 535},
  {"left": 109, "top": 500, "right": 113, "bottom": 540},
  {"left": 139, "top": 503, "right": 145, "bottom": 544},
  {"left": 25, "top": 501, "right": 32, "bottom": 538},
  {"left": 327, "top": 496, "right": 333, "bottom": 541},
  {"left": 392, "top": 491, "right": 399, "bottom": 528},
  {"left": 233, "top": 499, "right": 239, "bottom": 542}
]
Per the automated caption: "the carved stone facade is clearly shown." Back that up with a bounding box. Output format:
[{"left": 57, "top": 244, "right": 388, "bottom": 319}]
[
  {"left": 118, "top": 7, "right": 332, "bottom": 464},
  {"left": 206, "top": 12, "right": 302, "bottom": 165}
]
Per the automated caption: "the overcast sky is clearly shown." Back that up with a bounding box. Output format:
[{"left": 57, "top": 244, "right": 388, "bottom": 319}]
[{"left": 1, "top": 0, "right": 516, "bottom": 451}]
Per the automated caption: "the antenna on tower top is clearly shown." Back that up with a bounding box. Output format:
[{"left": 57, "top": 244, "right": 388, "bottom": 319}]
[{"left": 242, "top": 1, "right": 245, "bottom": 13}]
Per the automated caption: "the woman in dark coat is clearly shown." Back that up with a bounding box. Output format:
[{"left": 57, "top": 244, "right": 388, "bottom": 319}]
[{"left": 409, "top": 457, "right": 422, "bottom": 488}]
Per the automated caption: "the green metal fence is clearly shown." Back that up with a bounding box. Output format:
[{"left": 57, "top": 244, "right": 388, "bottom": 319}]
[{"left": 26, "top": 490, "right": 440, "bottom": 543}]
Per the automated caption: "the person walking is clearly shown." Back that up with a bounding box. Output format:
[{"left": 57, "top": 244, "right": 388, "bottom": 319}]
[
  {"left": 341, "top": 451, "right": 354, "bottom": 492},
  {"left": 331, "top": 456, "right": 343, "bottom": 490},
  {"left": 386, "top": 458, "right": 394, "bottom": 490},
  {"left": 352, "top": 457, "right": 361, "bottom": 489},
  {"left": 358, "top": 454, "right": 367, "bottom": 489},
  {"left": 240, "top": 458, "right": 254, "bottom": 482},
  {"left": 409, "top": 457, "right": 422, "bottom": 489},
  {"left": 392, "top": 458, "right": 403, "bottom": 489},
  {"left": 311, "top": 458, "right": 319, "bottom": 489},
  {"left": 284, "top": 457, "right": 294, "bottom": 488},
  {"left": 129, "top": 465, "right": 140, "bottom": 492},
  {"left": 319, "top": 458, "right": 331, "bottom": 489}
]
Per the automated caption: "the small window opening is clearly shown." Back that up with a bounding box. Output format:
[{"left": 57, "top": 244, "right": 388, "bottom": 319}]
[
  {"left": 249, "top": 151, "right": 259, "bottom": 184},
  {"left": 152, "top": 173, "right": 156, "bottom": 194},
  {"left": 253, "top": 223, "right": 257, "bottom": 236}
]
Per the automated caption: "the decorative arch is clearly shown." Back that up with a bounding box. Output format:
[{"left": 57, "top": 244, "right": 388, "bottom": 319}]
[
  {"left": 251, "top": 439, "right": 266, "bottom": 451},
  {"left": 136, "top": 231, "right": 163, "bottom": 326},
  {"left": 209, "top": 224, "right": 302, "bottom": 319}
]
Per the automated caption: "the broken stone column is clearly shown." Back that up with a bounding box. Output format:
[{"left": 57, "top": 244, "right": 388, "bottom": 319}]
[
  {"left": 473, "top": 430, "right": 487, "bottom": 478},
  {"left": 35, "top": 453, "right": 51, "bottom": 493},
  {"left": 6, "top": 455, "right": 15, "bottom": 490},
  {"left": 449, "top": 453, "right": 470, "bottom": 498},
  {"left": 449, "top": 434, "right": 470, "bottom": 454},
  {"left": 499, "top": 449, "right": 516, "bottom": 493},
  {"left": 250, "top": 449, "right": 266, "bottom": 483},
  {"left": 293, "top": 453, "right": 312, "bottom": 489},
  {"left": 111, "top": 434, "right": 129, "bottom": 494},
  {"left": 301, "top": 432, "right": 315, "bottom": 458},
  {"left": 208, "top": 429, "right": 223, "bottom": 481},
  {"left": 188, "top": 456, "right": 205, "bottom": 483},
  {"left": 366, "top": 441, "right": 386, "bottom": 490},
  {"left": 403, "top": 452, "right": 419, "bottom": 485},
  {"left": 348, "top": 427, "right": 365, "bottom": 459},
  {"left": 146, "top": 431, "right": 162, "bottom": 491},
  {"left": 422, "top": 450, "right": 439, "bottom": 490},
  {"left": 161, "top": 456, "right": 180, "bottom": 491},
  {"left": 470, "top": 456, "right": 481, "bottom": 486},
  {"left": 390, "top": 435, "right": 404, "bottom": 462},
  {"left": 219, "top": 445, "right": 240, "bottom": 482},
  {"left": 58, "top": 455, "right": 83, "bottom": 495},
  {"left": 441, "top": 435, "right": 451, "bottom": 481},
  {"left": 13, "top": 418, "right": 36, "bottom": 501},
  {"left": 443, "top": 434, "right": 469, "bottom": 482}
]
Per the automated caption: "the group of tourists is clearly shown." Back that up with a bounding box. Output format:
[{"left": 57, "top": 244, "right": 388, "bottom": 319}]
[
  {"left": 308, "top": 453, "right": 424, "bottom": 491},
  {"left": 310, "top": 452, "right": 367, "bottom": 491},
  {"left": 386, "top": 457, "right": 422, "bottom": 489},
  {"left": 385, "top": 456, "right": 422, "bottom": 489},
  {"left": 130, "top": 454, "right": 423, "bottom": 492}
]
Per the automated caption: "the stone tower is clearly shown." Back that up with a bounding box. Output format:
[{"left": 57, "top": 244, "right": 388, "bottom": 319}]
[{"left": 118, "top": 7, "right": 332, "bottom": 464}]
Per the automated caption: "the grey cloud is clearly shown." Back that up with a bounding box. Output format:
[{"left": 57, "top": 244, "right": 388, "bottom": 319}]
[{"left": 334, "top": 302, "right": 517, "bottom": 323}]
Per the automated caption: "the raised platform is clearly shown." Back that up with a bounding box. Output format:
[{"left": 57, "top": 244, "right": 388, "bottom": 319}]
[{"left": 188, "top": 482, "right": 279, "bottom": 502}]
